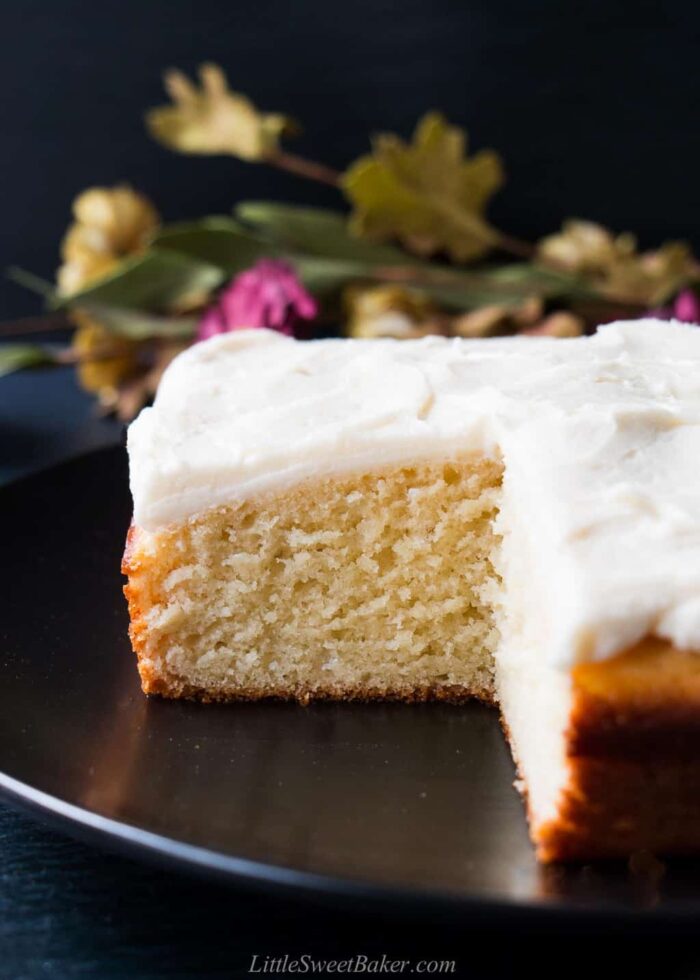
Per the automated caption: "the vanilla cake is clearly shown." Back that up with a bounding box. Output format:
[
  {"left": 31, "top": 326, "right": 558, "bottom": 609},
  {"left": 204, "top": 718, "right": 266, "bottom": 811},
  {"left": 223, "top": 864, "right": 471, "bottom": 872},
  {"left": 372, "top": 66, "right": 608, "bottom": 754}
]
[{"left": 124, "top": 320, "right": 700, "bottom": 862}]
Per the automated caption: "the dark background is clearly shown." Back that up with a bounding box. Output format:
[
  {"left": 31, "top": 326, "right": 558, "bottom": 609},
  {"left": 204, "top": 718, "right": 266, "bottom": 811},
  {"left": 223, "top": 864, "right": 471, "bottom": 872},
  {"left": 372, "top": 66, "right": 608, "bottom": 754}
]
[
  {"left": 4, "top": 0, "right": 700, "bottom": 320},
  {"left": 4, "top": 2, "right": 700, "bottom": 975}
]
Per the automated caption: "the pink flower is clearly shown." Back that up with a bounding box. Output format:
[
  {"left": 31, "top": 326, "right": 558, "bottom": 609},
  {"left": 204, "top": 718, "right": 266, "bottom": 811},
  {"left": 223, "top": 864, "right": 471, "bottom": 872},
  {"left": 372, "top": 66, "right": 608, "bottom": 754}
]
[
  {"left": 673, "top": 288, "right": 700, "bottom": 322},
  {"left": 197, "top": 259, "right": 317, "bottom": 340},
  {"left": 649, "top": 288, "right": 700, "bottom": 324}
]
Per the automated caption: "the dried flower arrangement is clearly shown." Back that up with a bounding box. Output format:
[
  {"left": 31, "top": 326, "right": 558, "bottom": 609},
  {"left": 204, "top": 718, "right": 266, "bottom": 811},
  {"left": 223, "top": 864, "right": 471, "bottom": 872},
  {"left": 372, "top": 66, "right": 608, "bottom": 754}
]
[{"left": 4, "top": 63, "right": 699, "bottom": 419}]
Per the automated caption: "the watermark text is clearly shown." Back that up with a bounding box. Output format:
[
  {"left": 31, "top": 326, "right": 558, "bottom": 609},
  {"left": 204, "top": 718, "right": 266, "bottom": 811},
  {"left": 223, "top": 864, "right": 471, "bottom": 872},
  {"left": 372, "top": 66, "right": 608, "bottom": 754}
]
[{"left": 249, "top": 954, "right": 456, "bottom": 974}]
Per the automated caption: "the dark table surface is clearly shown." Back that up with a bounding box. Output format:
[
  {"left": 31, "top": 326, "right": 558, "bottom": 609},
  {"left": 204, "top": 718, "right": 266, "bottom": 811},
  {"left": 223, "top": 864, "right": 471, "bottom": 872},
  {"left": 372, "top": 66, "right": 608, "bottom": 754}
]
[{"left": 2, "top": 367, "right": 700, "bottom": 979}]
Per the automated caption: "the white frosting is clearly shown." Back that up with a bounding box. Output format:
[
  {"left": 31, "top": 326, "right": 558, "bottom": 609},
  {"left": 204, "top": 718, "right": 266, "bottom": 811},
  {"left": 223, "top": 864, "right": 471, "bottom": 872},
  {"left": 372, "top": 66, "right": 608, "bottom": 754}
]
[{"left": 127, "top": 320, "right": 700, "bottom": 667}]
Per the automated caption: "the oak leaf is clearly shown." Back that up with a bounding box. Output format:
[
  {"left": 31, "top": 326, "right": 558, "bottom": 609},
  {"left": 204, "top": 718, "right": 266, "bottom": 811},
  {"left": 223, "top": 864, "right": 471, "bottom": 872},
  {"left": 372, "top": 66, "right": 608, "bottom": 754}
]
[{"left": 342, "top": 113, "right": 504, "bottom": 262}]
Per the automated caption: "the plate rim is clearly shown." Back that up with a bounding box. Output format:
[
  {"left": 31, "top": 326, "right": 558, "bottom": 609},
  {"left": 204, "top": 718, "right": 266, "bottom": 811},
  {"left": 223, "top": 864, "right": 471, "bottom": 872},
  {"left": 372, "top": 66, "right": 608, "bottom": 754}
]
[{"left": 3, "top": 763, "right": 700, "bottom": 926}]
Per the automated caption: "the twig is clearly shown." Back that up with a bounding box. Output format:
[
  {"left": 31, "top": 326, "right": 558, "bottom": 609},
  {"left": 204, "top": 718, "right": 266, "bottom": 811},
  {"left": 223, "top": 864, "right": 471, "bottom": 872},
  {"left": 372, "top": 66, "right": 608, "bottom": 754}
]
[
  {"left": 0, "top": 312, "right": 73, "bottom": 337},
  {"left": 495, "top": 231, "right": 535, "bottom": 260},
  {"left": 569, "top": 297, "right": 646, "bottom": 321},
  {"left": 268, "top": 150, "right": 341, "bottom": 187}
]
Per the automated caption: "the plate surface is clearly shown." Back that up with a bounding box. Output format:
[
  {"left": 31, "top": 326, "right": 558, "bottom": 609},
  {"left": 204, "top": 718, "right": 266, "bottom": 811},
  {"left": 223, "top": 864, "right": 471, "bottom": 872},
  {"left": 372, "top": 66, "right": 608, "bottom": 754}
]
[{"left": 1, "top": 447, "right": 699, "bottom": 922}]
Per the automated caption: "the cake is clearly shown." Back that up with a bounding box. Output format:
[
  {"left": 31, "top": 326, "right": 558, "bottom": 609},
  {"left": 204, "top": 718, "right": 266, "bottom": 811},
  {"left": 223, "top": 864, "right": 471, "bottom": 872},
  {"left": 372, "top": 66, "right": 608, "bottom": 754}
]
[{"left": 123, "top": 319, "right": 700, "bottom": 862}]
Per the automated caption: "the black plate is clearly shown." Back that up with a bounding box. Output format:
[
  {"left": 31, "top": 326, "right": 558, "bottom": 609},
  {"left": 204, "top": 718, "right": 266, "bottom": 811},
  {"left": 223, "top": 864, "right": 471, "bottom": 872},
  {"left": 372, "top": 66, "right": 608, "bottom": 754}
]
[{"left": 1, "top": 447, "right": 699, "bottom": 924}]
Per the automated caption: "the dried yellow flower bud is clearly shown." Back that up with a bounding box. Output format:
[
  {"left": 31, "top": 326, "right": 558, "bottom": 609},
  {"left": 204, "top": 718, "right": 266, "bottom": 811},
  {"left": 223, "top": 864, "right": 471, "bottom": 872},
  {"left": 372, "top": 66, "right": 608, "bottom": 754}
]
[
  {"left": 451, "top": 305, "right": 510, "bottom": 338},
  {"left": 72, "top": 186, "right": 159, "bottom": 256},
  {"left": 57, "top": 185, "right": 159, "bottom": 296},
  {"left": 344, "top": 285, "right": 441, "bottom": 339},
  {"left": 451, "top": 296, "right": 543, "bottom": 338},
  {"left": 538, "top": 220, "right": 697, "bottom": 306},
  {"left": 524, "top": 312, "right": 585, "bottom": 338},
  {"left": 537, "top": 220, "right": 635, "bottom": 275},
  {"left": 56, "top": 247, "right": 117, "bottom": 296},
  {"left": 603, "top": 241, "right": 696, "bottom": 306},
  {"left": 71, "top": 311, "right": 141, "bottom": 405}
]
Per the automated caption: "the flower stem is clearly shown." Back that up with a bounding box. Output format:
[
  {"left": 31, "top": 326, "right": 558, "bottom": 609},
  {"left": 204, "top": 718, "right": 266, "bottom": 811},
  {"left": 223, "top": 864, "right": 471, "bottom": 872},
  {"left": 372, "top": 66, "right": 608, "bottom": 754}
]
[
  {"left": 56, "top": 347, "right": 129, "bottom": 365},
  {"left": 569, "top": 297, "right": 646, "bottom": 321},
  {"left": 0, "top": 312, "right": 72, "bottom": 337},
  {"left": 495, "top": 230, "right": 536, "bottom": 260},
  {"left": 268, "top": 151, "right": 341, "bottom": 187}
]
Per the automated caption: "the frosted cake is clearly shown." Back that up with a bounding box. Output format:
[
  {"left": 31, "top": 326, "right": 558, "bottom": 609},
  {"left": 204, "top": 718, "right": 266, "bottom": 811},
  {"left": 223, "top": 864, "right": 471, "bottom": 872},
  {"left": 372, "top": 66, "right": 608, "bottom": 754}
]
[{"left": 123, "top": 320, "right": 700, "bottom": 861}]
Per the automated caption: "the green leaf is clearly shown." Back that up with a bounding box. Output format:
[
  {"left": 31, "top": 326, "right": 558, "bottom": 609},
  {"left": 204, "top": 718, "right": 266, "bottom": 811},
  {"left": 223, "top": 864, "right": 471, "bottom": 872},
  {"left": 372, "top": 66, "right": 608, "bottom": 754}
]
[
  {"left": 6, "top": 266, "right": 57, "bottom": 300},
  {"left": 407, "top": 281, "right": 529, "bottom": 310},
  {"left": 80, "top": 305, "right": 198, "bottom": 340},
  {"left": 360, "top": 263, "right": 578, "bottom": 311},
  {"left": 453, "top": 271, "right": 568, "bottom": 307},
  {"left": 55, "top": 249, "right": 224, "bottom": 313},
  {"left": 0, "top": 344, "right": 53, "bottom": 378},
  {"left": 290, "top": 256, "right": 374, "bottom": 295},
  {"left": 152, "top": 217, "right": 276, "bottom": 273},
  {"left": 291, "top": 256, "right": 581, "bottom": 308},
  {"left": 483, "top": 262, "right": 593, "bottom": 297},
  {"left": 236, "top": 202, "right": 417, "bottom": 265}
]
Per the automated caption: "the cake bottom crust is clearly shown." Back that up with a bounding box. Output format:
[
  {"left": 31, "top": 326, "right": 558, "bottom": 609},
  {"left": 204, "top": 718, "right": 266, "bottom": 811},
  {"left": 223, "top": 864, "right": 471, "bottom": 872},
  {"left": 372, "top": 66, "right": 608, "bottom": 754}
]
[{"left": 138, "top": 670, "right": 495, "bottom": 706}]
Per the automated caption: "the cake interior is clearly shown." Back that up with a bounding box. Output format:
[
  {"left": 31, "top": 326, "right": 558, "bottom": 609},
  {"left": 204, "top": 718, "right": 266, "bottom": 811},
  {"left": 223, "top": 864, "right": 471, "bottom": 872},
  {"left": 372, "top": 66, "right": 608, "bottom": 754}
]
[{"left": 128, "top": 455, "right": 505, "bottom": 703}]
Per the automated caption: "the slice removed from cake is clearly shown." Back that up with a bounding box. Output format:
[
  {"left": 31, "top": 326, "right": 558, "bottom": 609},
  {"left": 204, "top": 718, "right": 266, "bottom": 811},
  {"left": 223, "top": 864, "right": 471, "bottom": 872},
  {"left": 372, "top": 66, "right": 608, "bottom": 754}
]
[{"left": 123, "top": 320, "right": 700, "bottom": 861}]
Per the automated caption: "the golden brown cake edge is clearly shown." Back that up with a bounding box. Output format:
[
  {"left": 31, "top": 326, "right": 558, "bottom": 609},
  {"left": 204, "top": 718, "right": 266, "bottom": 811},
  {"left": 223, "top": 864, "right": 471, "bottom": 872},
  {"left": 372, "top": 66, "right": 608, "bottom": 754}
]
[{"left": 531, "top": 639, "right": 700, "bottom": 862}]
